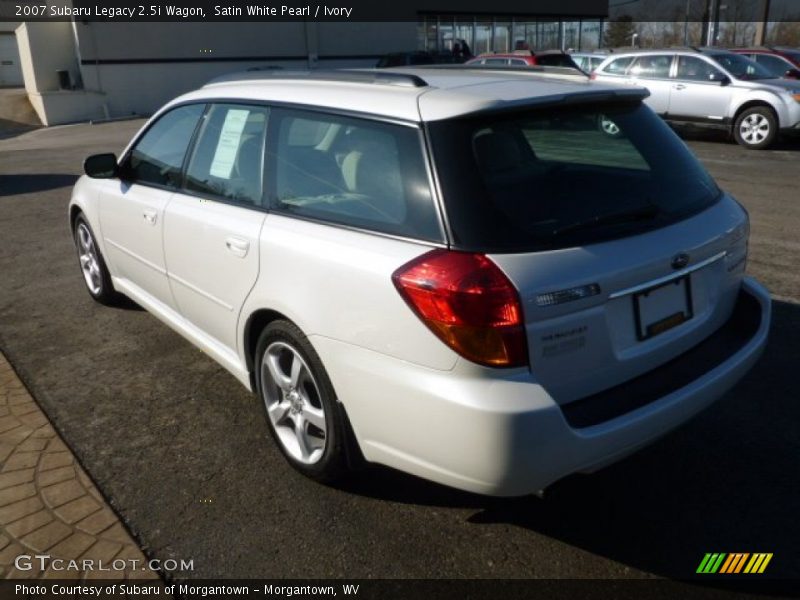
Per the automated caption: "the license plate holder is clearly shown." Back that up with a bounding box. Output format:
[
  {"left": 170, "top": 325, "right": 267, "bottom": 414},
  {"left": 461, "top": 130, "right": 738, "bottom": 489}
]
[{"left": 633, "top": 276, "right": 693, "bottom": 341}]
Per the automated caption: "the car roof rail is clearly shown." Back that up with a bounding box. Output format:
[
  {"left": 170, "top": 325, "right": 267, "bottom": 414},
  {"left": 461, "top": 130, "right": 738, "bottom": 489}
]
[{"left": 206, "top": 69, "right": 429, "bottom": 88}]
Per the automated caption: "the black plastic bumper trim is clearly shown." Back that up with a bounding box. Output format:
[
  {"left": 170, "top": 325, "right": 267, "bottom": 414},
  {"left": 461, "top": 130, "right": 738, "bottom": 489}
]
[{"left": 561, "top": 289, "right": 763, "bottom": 429}]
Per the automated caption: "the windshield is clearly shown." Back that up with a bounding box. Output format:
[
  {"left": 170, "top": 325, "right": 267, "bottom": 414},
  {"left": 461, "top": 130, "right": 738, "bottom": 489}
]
[
  {"left": 708, "top": 52, "right": 774, "bottom": 80},
  {"left": 427, "top": 102, "right": 721, "bottom": 253}
]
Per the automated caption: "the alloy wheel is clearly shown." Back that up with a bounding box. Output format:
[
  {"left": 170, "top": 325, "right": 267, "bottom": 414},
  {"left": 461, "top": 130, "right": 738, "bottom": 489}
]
[{"left": 260, "top": 341, "right": 327, "bottom": 464}]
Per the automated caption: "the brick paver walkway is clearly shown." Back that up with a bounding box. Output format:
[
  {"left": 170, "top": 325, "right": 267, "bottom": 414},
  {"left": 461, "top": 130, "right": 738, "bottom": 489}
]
[{"left": 0, "top": 351, "right": 158, "bottom": 581}]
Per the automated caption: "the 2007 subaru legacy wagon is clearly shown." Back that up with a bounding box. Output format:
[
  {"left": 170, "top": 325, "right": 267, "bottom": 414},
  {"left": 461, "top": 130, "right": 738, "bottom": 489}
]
[{"left": 69, "top": 68, "right": 770, "bottom": 496}]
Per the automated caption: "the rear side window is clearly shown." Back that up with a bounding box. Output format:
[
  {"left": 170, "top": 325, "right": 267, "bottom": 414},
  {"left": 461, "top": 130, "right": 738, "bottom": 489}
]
[
  {"left": 184, "top": 103, "right": 269, "bottom": 206},
  {"left": 427, "top": 102, "right": 721, "bottom": 252},
  {"left": 602, "top": 56, "right": 634, "bottom": 75},
  {"left": 676, "top": 56, "right": 722, "bottom": 81},
  {"left": 629, "top": 55, "right": 672, "bottom": 78},
  {"left": 267, "top": 109, "right": 441, "bottom": 242},
  {"left": 126, "top": 104, "right": 205, "bottom": 188}
]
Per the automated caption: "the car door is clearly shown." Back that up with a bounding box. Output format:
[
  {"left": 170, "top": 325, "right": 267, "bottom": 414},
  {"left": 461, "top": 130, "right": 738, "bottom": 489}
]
[
  {"left": 162, "top": 103, "right": 269, "bottom": 354},
  {"left": 668, "top": 55, "right": 734, "bottom": 123},
  {"left": 626, "top": 54, "right": 675, "bottom": 114},
  {"left": 98, "top": 103, "right": 205, "bottom": 310}
]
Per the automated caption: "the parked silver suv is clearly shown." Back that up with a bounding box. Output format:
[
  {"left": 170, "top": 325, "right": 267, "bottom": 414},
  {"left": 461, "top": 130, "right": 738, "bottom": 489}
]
[{"left": 593, "top": 47, "right": 800, "bottom": 149}]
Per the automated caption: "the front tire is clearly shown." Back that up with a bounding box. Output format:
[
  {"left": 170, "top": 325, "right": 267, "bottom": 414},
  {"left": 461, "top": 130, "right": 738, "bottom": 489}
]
[
  {"left": 733, "top": 107, "right": 777, "bottom": 149},
  {"left": 254, "top": 320, "right": 349, "bottom": 483},
  {"left": 73, "top": 214, "right": 120, "bottom": 305}
]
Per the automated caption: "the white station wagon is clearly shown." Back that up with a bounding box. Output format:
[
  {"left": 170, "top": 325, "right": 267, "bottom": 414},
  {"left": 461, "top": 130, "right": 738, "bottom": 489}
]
[{"left": 70, "top": 68, "right": 770, "bottom": 496}]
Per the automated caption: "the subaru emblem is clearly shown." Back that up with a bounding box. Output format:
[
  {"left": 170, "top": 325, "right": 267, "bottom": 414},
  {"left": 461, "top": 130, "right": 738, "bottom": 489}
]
[{"left": 671, "top": 253, "right": 690, "bottom": 270}]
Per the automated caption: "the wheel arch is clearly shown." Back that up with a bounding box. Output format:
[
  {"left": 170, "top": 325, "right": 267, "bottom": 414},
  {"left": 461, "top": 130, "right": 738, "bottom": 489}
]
[
  {"left": 731, "top": 100, "right": 778, "bottom": 130},
  {"left": 69, "top": 204, "right": 83, "bottom": 233},
  {"left": 243, "top": 308, "right": 293, "bottom": 386}
]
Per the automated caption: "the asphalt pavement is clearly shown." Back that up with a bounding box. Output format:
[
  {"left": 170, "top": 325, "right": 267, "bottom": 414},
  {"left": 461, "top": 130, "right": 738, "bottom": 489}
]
[{"left": 0, "top": 120, "right": 798, "bottom": 581}]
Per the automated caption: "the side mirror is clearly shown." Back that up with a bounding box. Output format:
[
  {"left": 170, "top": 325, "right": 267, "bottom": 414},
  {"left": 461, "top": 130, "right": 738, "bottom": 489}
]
[
  {"left": 709, "top": 72, "right": 731, "bottom": 86},
  {"left": 84, "top": 153, "right": 118, "bottom": 179},
  {"left": 785, "top": 68, "right": 800, "bottom": 79}
]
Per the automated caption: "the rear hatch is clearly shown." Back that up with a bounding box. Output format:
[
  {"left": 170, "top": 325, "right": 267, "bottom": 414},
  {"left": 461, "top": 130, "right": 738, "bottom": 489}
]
[{"left": 426, "top": 99, "right": 749, "bottom": 405}]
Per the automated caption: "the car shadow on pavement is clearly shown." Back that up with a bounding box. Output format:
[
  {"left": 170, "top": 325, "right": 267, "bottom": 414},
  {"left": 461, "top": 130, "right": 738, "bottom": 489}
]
[
  {"left": 0, "top": 174, "right": 78, "bottom": 197},
  {"left": 673, "top": 126, "right": 800, "bottom": 151},
  {"left": 339, "top": 299, "right": 800, "bottom": 580}
]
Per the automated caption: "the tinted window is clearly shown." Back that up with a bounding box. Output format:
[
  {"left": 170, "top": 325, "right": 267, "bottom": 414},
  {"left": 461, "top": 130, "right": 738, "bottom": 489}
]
[
  {"left": 127, "top": 104, "right": 204, "bottom": 187},
  {"left": 629, "top": 55, "right": 672, "bottom": 78},
  {"left": 754, "top": 53, "right": 793, "bottom": 77},
  {"left": 427, "top": 103, "right": 721, "bottom": 252},
  {"left": 268, "top": 109, "right": 441, "bottom": 242},
  {"left": 484, "top": 58, "right": 508, "bottom": 65},
  {"left": 184, "top": 104, "right": 268, "bottom": 206},
  {"left": 707, "top": 52, "right": 772, "bottom": 80},
  {"left": 603, "top": 56, "right": 634, "bottom": 75},
  {"left": 676, "top": 56, "right": 722, "bottom": 81},
  {"left": 537, "top": 54, "right": 578, "bottom": 68}
]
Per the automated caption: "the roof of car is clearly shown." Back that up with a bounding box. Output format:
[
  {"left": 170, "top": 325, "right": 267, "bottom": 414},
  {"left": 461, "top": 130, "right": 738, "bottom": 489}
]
[{"left": 184, "top": 68, "right": 646, "bottom": 123}]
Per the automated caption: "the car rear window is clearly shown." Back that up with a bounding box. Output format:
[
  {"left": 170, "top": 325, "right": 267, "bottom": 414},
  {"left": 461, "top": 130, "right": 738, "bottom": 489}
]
[{"left": 427, "top": 102, "right": 721, "bottom": 253}]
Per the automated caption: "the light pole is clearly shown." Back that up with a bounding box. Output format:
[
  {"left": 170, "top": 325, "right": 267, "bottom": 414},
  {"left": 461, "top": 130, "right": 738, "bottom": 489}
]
[{"left": 631, "top": 32, "right": 638, "bottom": 47}]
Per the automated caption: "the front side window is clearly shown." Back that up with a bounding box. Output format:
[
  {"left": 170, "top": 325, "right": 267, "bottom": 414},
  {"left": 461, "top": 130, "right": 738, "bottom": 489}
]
[
  {"left": 267, "top": 109, "right": 441, "bottom": 242},
  {"left": 707, "top": 52, "right": 772, "bottom": 80},
  {"left": 676, "top": 56, "right": 723, "bottom": 82},
  {"left": 754, "top": 54, "right": 793, "bottom": 77},
  {"left": 184, "top": 103, "right": 269, "bottom": 206},
  {"left": 427, "top": 102, "right": 721, "bottom": 252},
  {"left": 126, "top": 104, "right": 205, "bottom": 187}
]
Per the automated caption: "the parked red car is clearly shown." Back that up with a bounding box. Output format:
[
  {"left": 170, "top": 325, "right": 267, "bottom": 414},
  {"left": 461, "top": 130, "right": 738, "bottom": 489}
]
[{"left": 731, "top": 47, "right": 800, "bottom": 79}]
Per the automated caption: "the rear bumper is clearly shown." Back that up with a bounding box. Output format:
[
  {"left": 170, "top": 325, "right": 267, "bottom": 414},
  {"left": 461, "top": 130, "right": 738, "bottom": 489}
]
[{"left": 313, "top": 278, "right": 771, "bottom": 497}]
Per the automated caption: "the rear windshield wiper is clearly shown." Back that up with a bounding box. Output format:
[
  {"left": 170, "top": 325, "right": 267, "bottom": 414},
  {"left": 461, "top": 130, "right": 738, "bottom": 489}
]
[{"left": 551, "top": 205, "right": 660, "bottom": 237}]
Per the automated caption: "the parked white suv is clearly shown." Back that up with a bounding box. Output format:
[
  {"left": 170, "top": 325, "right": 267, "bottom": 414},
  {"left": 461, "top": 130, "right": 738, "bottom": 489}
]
[
  {"left": 592, "top": 48, "right": 800, "bottom": 149},
  {"left": 70, "top": 68, "right": 770, "bottom": 496}
]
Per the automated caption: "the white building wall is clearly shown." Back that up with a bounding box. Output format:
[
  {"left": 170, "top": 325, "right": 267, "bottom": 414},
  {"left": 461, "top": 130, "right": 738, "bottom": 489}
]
[{"left": 74, "top": 22, "right": 416, "bottom": 117}]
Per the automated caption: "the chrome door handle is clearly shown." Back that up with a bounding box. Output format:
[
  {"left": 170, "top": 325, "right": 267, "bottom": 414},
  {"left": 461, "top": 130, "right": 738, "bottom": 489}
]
[
  {"left": 225, "top": 236, "right": 250, "bottom": 258},
  {"left": 143, "top": 209, "right": 158, "bottom": 225},
  {"left": 673, "top": 84, "right": 687, "bottom": 90}
]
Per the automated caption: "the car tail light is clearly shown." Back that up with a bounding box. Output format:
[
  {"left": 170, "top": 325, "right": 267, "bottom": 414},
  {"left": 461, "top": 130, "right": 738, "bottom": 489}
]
[{"left": 392, "top": 249, "right": 528, "bottom": 368}]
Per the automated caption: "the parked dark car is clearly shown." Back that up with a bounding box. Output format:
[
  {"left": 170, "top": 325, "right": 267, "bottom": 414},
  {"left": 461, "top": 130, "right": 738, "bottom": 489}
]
[
  {"left": 376, "top": 51, "right": 462, "bottom": 68},
  {"left": 731, "top": 47, "right": 800, "bottom": 79}
]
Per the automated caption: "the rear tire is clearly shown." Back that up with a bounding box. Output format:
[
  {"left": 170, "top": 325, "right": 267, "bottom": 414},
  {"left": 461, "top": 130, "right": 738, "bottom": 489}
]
[
  {"left": 254, "top": 320, "right": 349, "bottom": 483},
  {"left": 73, "top": 214, "right": 121, "bottom": 305},
  {"left": 733, "top": 107, "right": 777, "bottom": 150}
]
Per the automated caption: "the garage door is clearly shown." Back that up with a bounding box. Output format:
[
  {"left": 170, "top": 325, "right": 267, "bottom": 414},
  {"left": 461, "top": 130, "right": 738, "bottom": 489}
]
[{"left": 0, "top": 34, "right": 23, "bottom": 86}]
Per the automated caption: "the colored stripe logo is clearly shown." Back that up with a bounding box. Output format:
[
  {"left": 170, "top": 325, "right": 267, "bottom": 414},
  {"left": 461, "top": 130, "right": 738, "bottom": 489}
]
[{"left": 697, "top": 553, "right": 773, "bottom": 574}]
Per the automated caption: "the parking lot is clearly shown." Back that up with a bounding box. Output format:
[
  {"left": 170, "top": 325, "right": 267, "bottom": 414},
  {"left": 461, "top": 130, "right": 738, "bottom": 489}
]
[{"left": 0, "top": 120, "right": 798, "bottom": 580}]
